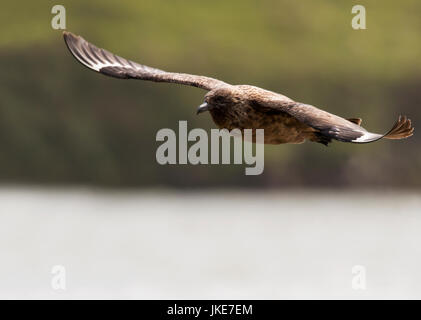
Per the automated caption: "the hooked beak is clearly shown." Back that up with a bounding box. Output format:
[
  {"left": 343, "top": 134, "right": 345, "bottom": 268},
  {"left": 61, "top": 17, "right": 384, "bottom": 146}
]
[{"left": 197, "top": 102, "right": 210, "bottom": 115}]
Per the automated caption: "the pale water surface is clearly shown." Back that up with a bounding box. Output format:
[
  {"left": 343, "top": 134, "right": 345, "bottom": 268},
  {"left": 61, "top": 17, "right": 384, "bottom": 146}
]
[{"left": 0, "top": 188, "right": 420, "bottom": 299}]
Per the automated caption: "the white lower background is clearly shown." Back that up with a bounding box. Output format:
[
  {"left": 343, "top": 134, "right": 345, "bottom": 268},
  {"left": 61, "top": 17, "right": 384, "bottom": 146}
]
[{"left": 0, "top": 188, "right": 420, "bottom": 299}]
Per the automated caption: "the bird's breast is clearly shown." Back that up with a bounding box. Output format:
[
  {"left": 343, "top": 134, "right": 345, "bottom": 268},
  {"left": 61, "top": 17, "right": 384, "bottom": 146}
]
[{"left": 209, "top": 103, "right": 311, "bottom": 144}]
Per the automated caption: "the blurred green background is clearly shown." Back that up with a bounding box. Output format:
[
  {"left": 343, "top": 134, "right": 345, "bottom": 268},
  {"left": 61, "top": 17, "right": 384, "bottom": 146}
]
[{"left": 0, "top": 0, "right": 420, "bottom": 188}]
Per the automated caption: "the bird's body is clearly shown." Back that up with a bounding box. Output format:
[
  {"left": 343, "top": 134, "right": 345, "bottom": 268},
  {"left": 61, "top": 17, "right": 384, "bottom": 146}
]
[
  {"left": 63, "top": 32, "right": 414, "bottom": 145},
  {"left": 205, "top": 85, "right": 311, "bottom": 144},
  {"left": 210, "top": 101, "right": 310, "bottom": 144}
]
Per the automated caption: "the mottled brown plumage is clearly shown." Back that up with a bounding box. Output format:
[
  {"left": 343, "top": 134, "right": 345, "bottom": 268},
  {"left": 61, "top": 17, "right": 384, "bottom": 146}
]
[{"left": 63, "top": 31, "right": 414, "bottom": 145}]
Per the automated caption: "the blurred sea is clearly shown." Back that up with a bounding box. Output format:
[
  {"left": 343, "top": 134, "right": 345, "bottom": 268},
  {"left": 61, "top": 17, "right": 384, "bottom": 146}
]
[{"left": 0, "top": 188, "right": 420, "bottom": 299}]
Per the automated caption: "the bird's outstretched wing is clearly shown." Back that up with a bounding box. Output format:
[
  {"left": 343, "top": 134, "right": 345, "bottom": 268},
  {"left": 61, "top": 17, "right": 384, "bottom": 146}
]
[
  {"left": 63, "top": 31, "right": 228, "bottom": 91},
  {"left": 251, "top": 95, "right": 414, "bottom": 143}
]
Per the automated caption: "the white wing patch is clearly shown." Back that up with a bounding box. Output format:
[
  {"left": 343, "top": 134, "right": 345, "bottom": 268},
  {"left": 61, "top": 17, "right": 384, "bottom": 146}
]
[
  {"left": 352, "top": 131, "right": 383, "bottom": 143},
  {"left": 74, "top": 50, "right": 124, "bottom": 72}
]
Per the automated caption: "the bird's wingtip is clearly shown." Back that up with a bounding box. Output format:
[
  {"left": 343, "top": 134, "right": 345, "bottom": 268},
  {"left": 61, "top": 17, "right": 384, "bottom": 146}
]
[
  {"left": 383, "top": 115, "right": 414, "bottom": 140},
  {"left": 62, "top": 30, "right": 71, "bottom": 38},
  {"left": 62, "top": 31, "right": 80, "bottom": 43}
]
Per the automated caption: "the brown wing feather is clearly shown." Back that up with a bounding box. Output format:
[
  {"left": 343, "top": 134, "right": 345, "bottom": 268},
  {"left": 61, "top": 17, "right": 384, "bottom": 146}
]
[
  {"left": 63, "top": 31, "right": 228, "bottom": 91},
  {"left": 249, "top": 92, "right": 413, "bottom": 143},
  {"left": 347, "top": 118, "right": 362, "bottom": 126},
  {"left": 383, "top": 115, "right": 414, "bottom": 140},
  {"left": 249, "top": 95, "right": 366, "bottom": 142}
]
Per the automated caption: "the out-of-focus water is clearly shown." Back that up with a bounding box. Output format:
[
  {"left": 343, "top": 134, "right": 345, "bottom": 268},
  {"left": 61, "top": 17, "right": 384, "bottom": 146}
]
[{"left": 0, "top": 188, "right": 420, "bottom": 299}]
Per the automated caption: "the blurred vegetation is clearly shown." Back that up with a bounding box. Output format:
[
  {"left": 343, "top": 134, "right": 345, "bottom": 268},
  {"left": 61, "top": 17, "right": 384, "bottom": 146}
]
[{"left": 0, "top": 0, "right": 420, "bottom": 188}]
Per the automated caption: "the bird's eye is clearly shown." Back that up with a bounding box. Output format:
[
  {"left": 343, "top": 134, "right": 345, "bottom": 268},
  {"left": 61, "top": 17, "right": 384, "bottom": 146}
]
[{"left": 215, "top": 96, "right": 225, "bottom": 104}]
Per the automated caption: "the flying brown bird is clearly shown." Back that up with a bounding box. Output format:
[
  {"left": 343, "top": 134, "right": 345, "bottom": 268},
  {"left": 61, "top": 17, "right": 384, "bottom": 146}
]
[{"left": 63, "top": 31, "right": 414, "bottom": 145}]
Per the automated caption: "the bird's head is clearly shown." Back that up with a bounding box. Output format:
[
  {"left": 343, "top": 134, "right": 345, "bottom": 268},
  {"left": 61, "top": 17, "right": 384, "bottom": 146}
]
[{"left": 197, "top": 87, "right": 241, "bottom": 114}]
